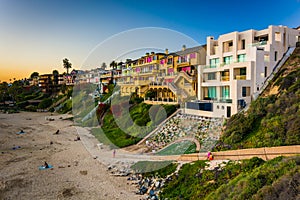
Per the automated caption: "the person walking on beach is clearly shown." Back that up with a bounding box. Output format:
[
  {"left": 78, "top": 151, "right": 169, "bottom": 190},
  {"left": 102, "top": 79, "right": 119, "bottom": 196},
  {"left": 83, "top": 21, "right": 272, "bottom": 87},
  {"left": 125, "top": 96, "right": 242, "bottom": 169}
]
[
  {"left": 113, "top": 149, "right": 116, "bottom": 158},
  {"left": 207, "top": 151, "right": 211, "bottom": 160}
]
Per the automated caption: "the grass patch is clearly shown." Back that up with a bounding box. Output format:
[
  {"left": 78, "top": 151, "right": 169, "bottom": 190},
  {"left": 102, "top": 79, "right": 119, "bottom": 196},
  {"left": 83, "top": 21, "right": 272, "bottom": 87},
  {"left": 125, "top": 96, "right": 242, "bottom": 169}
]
[
  {"left": 131, "top": 161, "right": 177, "bottom": 177},
  {"left": 99, "top": 102, "right": 178, "bottom": 148},
  {"left": 156, "top": 140, "right": 196, "bottom": 155}
]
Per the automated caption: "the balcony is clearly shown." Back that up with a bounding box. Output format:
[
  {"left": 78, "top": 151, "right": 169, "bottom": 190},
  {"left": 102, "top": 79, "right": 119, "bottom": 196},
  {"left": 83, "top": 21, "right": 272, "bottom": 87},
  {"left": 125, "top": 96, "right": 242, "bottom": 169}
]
[
  {"left": 219, "top": 98, "right": 232, "bottom": 103},
  {"left": 177, "top": 60, "right": 189, "bottom": 67},
  {"left": 135, "top": 60, "right": 160, "bottom": 67},
  {"left": 116, "top": 81, "right": 134, "bottom": 85},
  {"left": 234, "top": 75, "right": 246, "bottom": 80},
  {"left": 221, "top": 76, "right": 230, "bottom": 81},
  {"left": 251, "top": 41, "right": 267, "bottom": 47},
  {"left": 134, "top": 80, "right": 151, "bottom": 85},
  {"left": 204, "top": 65, "right": 218, "bottom": 69}
]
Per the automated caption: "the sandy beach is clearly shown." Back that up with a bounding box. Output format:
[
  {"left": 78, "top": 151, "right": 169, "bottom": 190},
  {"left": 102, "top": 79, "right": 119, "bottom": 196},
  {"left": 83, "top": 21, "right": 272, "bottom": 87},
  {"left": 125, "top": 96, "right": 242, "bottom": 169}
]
[{"left": 0, "top": 112, "right": 140, "bottom": 199}]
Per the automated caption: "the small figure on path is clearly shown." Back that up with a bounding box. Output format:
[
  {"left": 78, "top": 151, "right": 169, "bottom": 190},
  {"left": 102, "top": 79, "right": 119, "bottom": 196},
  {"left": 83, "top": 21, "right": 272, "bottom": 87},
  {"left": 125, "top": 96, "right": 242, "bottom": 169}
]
[
  {"left": 55, "top": 129, "right": 59, "bottom": 134},
  {"left": 113, "top": 149, "right": 116, "bottom": 158},
  {"left": 209, "top": 153, "right": 214, "bottom": 161},
  {"left": 207, "top": 151, "right": 211, "bottom": 160}
]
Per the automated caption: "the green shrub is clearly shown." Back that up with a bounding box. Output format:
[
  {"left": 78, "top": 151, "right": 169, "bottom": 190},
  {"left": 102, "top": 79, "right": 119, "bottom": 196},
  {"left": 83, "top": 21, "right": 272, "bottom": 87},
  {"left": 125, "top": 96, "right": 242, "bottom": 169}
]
[{"left": 38, "top": 98, "right": 52, "bottom": 109}]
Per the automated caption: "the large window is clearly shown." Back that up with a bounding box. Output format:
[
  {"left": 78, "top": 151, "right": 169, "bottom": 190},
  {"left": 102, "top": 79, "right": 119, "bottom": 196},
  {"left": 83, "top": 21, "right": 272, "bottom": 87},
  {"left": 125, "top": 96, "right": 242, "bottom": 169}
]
[
  {"left": 223, "top": 56, "right": 233, "bottom": 65},
  {"left": 208, "top": 87, "right": 216, "bottom": 98},
  {"left": 238, "top": 54, "right": 246, "bottom": 62},
  {"left": 221, "top": 86, "right": 230, "bottom": 99},
  {"left": 205, "top": 86, "right": 217, "bottom": 99},
  {"left": 242, "top": 87, "right": 250, "bottom": 97},
  {"left": 207, "top": 72, "right": 216, "bottom": 80},
  {"left": 209, "top": 58, "right": 220, "bottom": 68}
]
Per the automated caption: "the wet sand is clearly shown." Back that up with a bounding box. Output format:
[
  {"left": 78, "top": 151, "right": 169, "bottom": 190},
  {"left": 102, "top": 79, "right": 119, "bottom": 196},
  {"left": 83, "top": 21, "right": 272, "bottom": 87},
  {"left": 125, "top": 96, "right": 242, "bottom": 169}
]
[{"left": 0, "top": 112, "right": 140, "bottom": 199}]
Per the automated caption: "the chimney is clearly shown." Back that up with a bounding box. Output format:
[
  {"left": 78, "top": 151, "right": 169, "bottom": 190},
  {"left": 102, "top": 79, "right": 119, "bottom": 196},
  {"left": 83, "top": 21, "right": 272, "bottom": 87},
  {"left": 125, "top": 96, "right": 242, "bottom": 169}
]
[
  {"left": 165, "top": 48, "right": 169, "bottom": 54},
  {"left": 182, "top": 45, "right": 186, "bottom": 51}
]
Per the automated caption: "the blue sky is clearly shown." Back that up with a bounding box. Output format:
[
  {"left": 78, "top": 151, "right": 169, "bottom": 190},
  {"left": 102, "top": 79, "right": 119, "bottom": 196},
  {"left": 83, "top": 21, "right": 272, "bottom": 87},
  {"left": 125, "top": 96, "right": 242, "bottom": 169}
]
[{"left": 0, "top": 0, "right": 299, "bottom": 81}]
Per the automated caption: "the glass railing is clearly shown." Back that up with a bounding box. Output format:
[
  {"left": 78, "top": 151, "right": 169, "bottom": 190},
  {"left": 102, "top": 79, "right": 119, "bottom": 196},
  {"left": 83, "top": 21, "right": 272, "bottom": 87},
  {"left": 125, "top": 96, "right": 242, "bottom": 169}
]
[
  {"left": 219, "top": 98, "right": 232, "bottom": 103},
  {"left": 234, "top": 75, "right": 246, "bottom": 80},
  {"left": 251, "top": 41, "right": 267, "bottom": 46},
  {"left": 221, "top": 76, "right": 230, "bottom": 81},
  {"left": 204, "top": 65, "right": 218, "bottom": 69}
]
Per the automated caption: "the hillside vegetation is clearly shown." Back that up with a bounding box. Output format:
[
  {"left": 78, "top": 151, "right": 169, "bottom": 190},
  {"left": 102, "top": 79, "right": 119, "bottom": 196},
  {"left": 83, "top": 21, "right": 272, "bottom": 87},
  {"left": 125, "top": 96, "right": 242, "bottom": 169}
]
[
  {"left": 160, "top": 156, "right": 300, "bottom": 200},
  {"left": 218, "top": 47, "right": 300, "bottom": 150},
  {"left": 92, "top": 101, "right": 178, "bottom": 148}
]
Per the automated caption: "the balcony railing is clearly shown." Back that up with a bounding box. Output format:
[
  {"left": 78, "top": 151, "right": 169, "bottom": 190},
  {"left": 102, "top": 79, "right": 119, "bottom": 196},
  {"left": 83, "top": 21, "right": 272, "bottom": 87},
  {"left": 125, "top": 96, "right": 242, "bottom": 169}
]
[
  {"left": 221, "top": 76, "right": 230, "bottom": 81},
  {"left": 234, "top": 75, "right": 246, "bottom": 80},
  {"left": 204, "top": 65, "right": 218, "bottom": 69},
  {"left": 201, "top": 98, "right": 232, "bottom": 103},
  {"left": 116, "top": 81, "right": 134, "bottom": 85},
  {"left": 251, "top": 41, "right": 267, "bottom": 47},
  {"left": 135, "top": 80, "right": 151, "bottom": 85},
  {"left": 219, "top": 98, "right": 232, "bottom": 103}
]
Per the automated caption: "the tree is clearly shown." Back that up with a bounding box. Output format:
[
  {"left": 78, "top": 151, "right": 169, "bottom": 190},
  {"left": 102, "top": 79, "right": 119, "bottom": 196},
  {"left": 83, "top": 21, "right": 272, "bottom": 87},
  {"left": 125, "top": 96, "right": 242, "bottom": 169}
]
[
  {"left": 30, "top": 72, "right": 39, "bottom": 79},
  {"left": 52, "top": 70, "right": 59, "bottom": 93},
  {"left": 63, "top": 58, "right": 72, "bottom": 74},
  {"left": 110, "top": 61, "right": 117, "bottom": 69},
  {"left": 101, "top": 62, "right": 107, "bottom": 70}
]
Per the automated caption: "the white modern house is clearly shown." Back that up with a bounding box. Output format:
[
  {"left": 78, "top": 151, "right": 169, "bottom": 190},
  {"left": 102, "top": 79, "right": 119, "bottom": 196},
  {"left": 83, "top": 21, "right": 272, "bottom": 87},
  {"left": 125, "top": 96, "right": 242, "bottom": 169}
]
[{"left": 185, "top": 25, "right": 300, "bottom": 118}]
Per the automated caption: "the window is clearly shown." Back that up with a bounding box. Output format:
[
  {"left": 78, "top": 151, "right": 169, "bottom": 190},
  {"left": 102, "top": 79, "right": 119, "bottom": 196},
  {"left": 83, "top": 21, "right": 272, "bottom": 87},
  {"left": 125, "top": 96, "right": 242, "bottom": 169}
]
[
  {"left": 221, "top": 86, "right": 230, "bottom": 99},
  {"left": 264, "top": 66, "right": 267, "bottom": 77},
  {"left": 207, "top": 72, "right": 216, "bottom": 80},
  {"left": 275, "top": 32, "right": 281, "bottom": 42},
  {"left": 209, "top": 58, "right": 220, "bottom": 68},
  {"left": 264, "top": 54, "right": 269, "bottom": 62},
  {"left": 275, "top": 51, "right": 278, "bottom": 61},
  {"left": 242, "top": 87, "right": 250, "bottom": 97},
  {"left": 240, "top": 68, "right": 246, "bottom": 76},
  {"left": 208, "top": 87, "right": 217, "bottom": 99},
  {"left": 241, "top": 39, "right": 245, "bottom": 49},
  {"left": 223, "top": 56, "right": 233, "bottom": 65},
  {"left": 238, "top": 54, "right": 246, "bottom": 62}
]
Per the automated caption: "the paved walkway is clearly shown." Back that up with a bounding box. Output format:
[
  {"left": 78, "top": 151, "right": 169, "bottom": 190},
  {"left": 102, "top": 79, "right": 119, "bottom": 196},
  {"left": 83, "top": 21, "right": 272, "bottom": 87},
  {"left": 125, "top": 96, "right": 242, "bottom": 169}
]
[{"left": 76, "top": 125, "right": 300, "bottom": 167}]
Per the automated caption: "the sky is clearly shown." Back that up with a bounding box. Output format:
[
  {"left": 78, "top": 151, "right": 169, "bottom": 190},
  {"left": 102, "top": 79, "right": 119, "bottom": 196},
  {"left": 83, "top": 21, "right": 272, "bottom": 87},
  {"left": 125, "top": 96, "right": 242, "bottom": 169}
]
[{"left": 0, "top": 0, "right": 300, "bottom": 82}]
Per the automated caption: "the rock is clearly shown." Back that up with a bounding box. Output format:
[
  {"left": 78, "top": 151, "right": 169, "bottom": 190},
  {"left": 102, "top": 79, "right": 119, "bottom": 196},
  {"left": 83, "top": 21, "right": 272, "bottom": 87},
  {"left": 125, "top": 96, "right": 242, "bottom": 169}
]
[{"left": 80, "top": 170, "right": 88, "bottom": 175}]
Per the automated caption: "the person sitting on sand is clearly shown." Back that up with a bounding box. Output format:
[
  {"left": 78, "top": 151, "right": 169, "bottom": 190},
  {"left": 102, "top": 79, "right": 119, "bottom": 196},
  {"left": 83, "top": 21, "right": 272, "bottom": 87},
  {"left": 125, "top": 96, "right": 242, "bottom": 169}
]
[
  {"left": 20, "top": 130, "right": 24, "bottom": 133},
  {"left": 44, "top": 161, "right": 49, "bottom": 168},
  {"left": 55, "top": 129, "right": 59, "bottom": 134}
]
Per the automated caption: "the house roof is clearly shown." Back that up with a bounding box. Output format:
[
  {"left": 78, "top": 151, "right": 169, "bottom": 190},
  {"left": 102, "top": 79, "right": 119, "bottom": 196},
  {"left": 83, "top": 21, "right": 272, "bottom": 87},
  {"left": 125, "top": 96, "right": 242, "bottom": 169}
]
[{"left": 175, "top": 45, "right": 205, "bottom": 56}]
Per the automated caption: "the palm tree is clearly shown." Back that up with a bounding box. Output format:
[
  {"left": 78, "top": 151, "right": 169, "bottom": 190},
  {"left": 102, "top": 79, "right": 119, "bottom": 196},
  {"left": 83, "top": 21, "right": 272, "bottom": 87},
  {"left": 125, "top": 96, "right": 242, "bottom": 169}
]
[
  {"left": 52, "top": 70, "right": 59, "bottom": 94},
  {"left": 110, "top": 61, "right": 117, "bottom": 69},
  {"left": 63, "top": 58, "right": 72, "bottom": 74}
]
